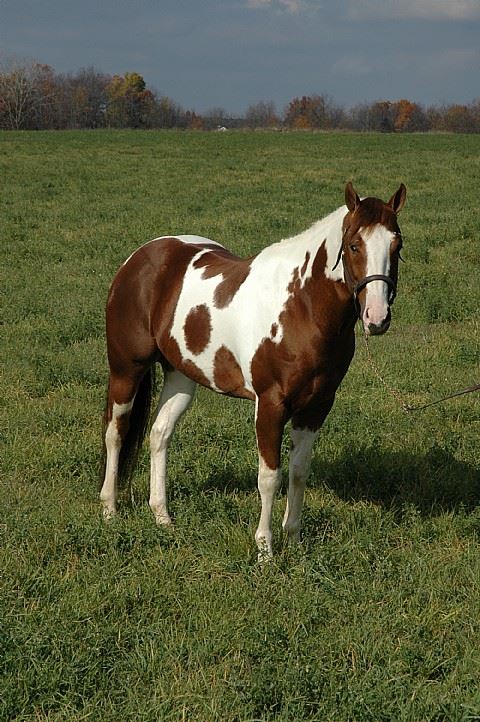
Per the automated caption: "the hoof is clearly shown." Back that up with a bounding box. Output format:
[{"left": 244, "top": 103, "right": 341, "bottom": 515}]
[
  {"left": 257, "top": 551, "right": 274, "bottom": 565},
  {"left": 154, "top": 513, "right": 174, "bottom": 528},
  {"left": 256, "top": 539, "right": 274, "bottom": 564},
  {"left": 102, "top": 505, "right": 116, "bottom": 521}
]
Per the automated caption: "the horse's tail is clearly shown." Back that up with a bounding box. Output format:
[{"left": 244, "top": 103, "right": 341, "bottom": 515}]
[{"left": 100, "top": 365, "right": 156, "bottom": 491}]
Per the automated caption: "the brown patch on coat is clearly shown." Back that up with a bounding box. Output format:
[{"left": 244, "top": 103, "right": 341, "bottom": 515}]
[
  {"left": 213, "top": 345, "right": 255, "bottom": 400},
  {"left": 193, "top": 248, "right": 253, "bottom": 309},
  {"left": 255, "top": 390, "right": 288, "bottom": 470},
  {"left": 300, "top": 251, "right": 310, "bottom": 277},
  {"left": 270, "top": 323, "right": 278, "bottom": 338},
  {"left": 184, "top": 303, "right": 211, "bottom": 355}
]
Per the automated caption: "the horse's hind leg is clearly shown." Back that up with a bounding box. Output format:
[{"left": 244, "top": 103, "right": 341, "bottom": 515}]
[
  {"left": 100, "top": 374, "right": 137, "bottom": 519},
  {"left": 100, "top": 363, "right": 152, "bottom": 519},
  {"left": 149, "top": 369, "right": 197, "bottom": 526}
]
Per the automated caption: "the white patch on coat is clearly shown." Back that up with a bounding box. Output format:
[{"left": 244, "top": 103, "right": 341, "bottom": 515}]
[{"left": 176, "top": 234, "right": 223, "bottom": 247}]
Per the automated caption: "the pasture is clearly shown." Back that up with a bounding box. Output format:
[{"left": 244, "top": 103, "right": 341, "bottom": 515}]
[{"left": 1, "top": 129, "right": 479, "bottom": 721}]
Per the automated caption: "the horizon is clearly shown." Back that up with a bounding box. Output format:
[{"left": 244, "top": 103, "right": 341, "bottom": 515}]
[{"left": 1, "top": 0, "right": 479, "bottom": 116}]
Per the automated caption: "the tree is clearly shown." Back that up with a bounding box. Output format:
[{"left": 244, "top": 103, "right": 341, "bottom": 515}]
[
  {"left": 203, "top": 107, "right": 228, "bottom": 130},
  {"left": 154, "top": 95, "right": 186, "bottom": 128},
  {"left": 0, "top": 59, "right": 51, "bottom": 129},
  {"left": 393, "top": 99, "right": 416, "bottom": 132},
  {"left": 443, "top": 104, "right": 477, "bottom": 133},
  {"left": 184, "top": 110, "right": 203, "bottom": 130},
  {"left": 284, "top": 95, "right": 331, "bottom": 129},
  {"left": 348, "top": 103, "right": 371, "bottom": 131},
  {"left": 369, "top": 101, "right": 395, "bottom": 132},
  {"left": 106, "top": 72, "right": 155, "bottom": 128},
  {"left": 245, "top": 100, "right": 278, "bottom": 128},
  {"left": 69, "top": 67, "right": 109, "bottom": 128},
  {"left": 392, "top": 99, "right": 430, "bottom": 132},
  {"left": 283, "top": 94, "right": 345, "bottom": 129}
]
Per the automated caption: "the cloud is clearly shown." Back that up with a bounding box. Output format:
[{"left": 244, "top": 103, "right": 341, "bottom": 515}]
[
  {"left": 246, "top": 0, "right": 309, "bottom": 14},
  {"left": 331, "top": 56, "right": 373, "bottom": 77},
  {"left": 347, "top": 0, "right": 480, "bottom": 21}
]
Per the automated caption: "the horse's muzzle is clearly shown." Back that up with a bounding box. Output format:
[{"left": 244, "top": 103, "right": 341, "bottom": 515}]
[
  {"left": 366, "top": 318, "right": 391, "bottom": 336},
  {"left": 364, "top": 307, "right": 391, "bottom": 336}
]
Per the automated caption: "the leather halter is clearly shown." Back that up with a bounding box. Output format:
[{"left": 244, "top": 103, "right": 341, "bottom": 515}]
[
  {"left": 353, "top": 274, "right": 396, "bottom": 305},
  {"left": 332, "top": 233, "right": 397, "bottom": 313}
]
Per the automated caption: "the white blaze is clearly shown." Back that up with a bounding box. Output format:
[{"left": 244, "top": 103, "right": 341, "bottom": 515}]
[{"left": 362, "top": 225, "right": 394, "bottom": 330}]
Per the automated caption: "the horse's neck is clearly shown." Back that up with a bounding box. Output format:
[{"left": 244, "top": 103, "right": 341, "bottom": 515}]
[
  {"left": 299, "top": 205, "right": 346, "bottom": 282},
  {"left": 260, "top": 204, "right": 346, "bottom": 282}
]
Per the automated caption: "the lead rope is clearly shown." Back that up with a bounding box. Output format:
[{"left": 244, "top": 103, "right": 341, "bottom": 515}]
[{"left": 362, "top": 329, "right": 480, "bottom": 413}]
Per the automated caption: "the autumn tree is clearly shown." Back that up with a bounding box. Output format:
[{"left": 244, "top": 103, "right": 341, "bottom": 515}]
[
  {"left": 443, "top": 104, "right": 477, "bottom": 133},
  {"left": 106, "top": 72, "right": 155, "bottom": 128},
  {"left": 393, "top": 99, "right": 416, "bottom": 132},
  {"left": 392, "top": 99, "right": 429, "bottom": 132},
  {"left": 284, "top": 95, "right": 332, "bottom": 129}
]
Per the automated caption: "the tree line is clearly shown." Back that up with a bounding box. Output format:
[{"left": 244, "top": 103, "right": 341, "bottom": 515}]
[{"left": 1, "top": 60, "right": 479, "bottom": 133}]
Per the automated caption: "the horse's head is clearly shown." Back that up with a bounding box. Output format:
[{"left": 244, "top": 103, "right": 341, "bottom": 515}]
[{"left": 340, "top": 182, "right": 407, "bottom": 336}]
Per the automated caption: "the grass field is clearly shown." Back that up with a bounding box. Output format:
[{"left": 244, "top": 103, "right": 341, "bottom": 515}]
[{"left": 1, "top": 130, "right": 479, "bottom": 721}]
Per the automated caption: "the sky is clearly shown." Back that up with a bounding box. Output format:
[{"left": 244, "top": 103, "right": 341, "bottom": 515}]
[{"left": 1, "top": 0, "right": 479, "bottom": 115}]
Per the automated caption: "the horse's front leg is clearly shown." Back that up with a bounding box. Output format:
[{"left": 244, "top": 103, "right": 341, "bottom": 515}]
[
  {"left": 282, "top": 427, "right": 318, "bottom": 543},
  {"left": 254, "top": 395, "right": 286, "bottom": 561},
  {"left": 283, "top": 398, "right": 335, "bottom": 544}
]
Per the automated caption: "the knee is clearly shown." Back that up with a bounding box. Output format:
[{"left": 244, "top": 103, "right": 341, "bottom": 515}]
[
  {"left": 150, "top": 421, "right": 170, "bottom": 453},
  {"left": 258, "top": 466, "right": 281, "bottom": 495},
  {"left": 289, "top": 461, "right": 310, "bottom": 492}
]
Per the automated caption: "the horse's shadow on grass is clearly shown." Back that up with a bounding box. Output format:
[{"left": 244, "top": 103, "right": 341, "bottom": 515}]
[
  {"left": 311, "top": 445, "right": 480, "bottom": 516},
  {"left": 204, "top": 445, "right": 480, "bottom": 517}
]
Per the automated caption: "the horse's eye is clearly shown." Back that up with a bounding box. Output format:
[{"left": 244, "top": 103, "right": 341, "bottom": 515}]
[{"left": 350, "top": 244, "right": 359, "bottom": 253}]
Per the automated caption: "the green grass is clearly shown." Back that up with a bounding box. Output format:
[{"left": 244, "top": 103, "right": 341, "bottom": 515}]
[{"left": 1, "top": 130, "right": 479, "bottom": 721}]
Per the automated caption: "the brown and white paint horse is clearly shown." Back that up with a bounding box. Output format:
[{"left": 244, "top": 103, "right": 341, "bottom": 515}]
[{"left": 100, "top": 182, "right": 406, "bottom": 558}]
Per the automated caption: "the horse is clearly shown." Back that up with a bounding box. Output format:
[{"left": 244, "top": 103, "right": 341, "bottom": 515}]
[{"left": 100, "top": 182, "right": 407, "bottom": 559}]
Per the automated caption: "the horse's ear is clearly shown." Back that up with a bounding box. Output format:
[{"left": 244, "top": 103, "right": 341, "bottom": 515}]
[
  {"left": 345, "top": 182, "right": 360, "bottom": 212},
  {"left": 387, "top": 183, "right": 407, "bottom": 214}
]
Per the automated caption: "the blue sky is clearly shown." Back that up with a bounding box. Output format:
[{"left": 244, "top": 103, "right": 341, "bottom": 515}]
[{"left": 1, "top": 0, "right": 479, "bottom": 114}]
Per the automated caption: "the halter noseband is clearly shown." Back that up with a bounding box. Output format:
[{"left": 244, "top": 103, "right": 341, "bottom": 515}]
[{"left": 353, "top": 274, "right": 396, "bottom": 305}]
